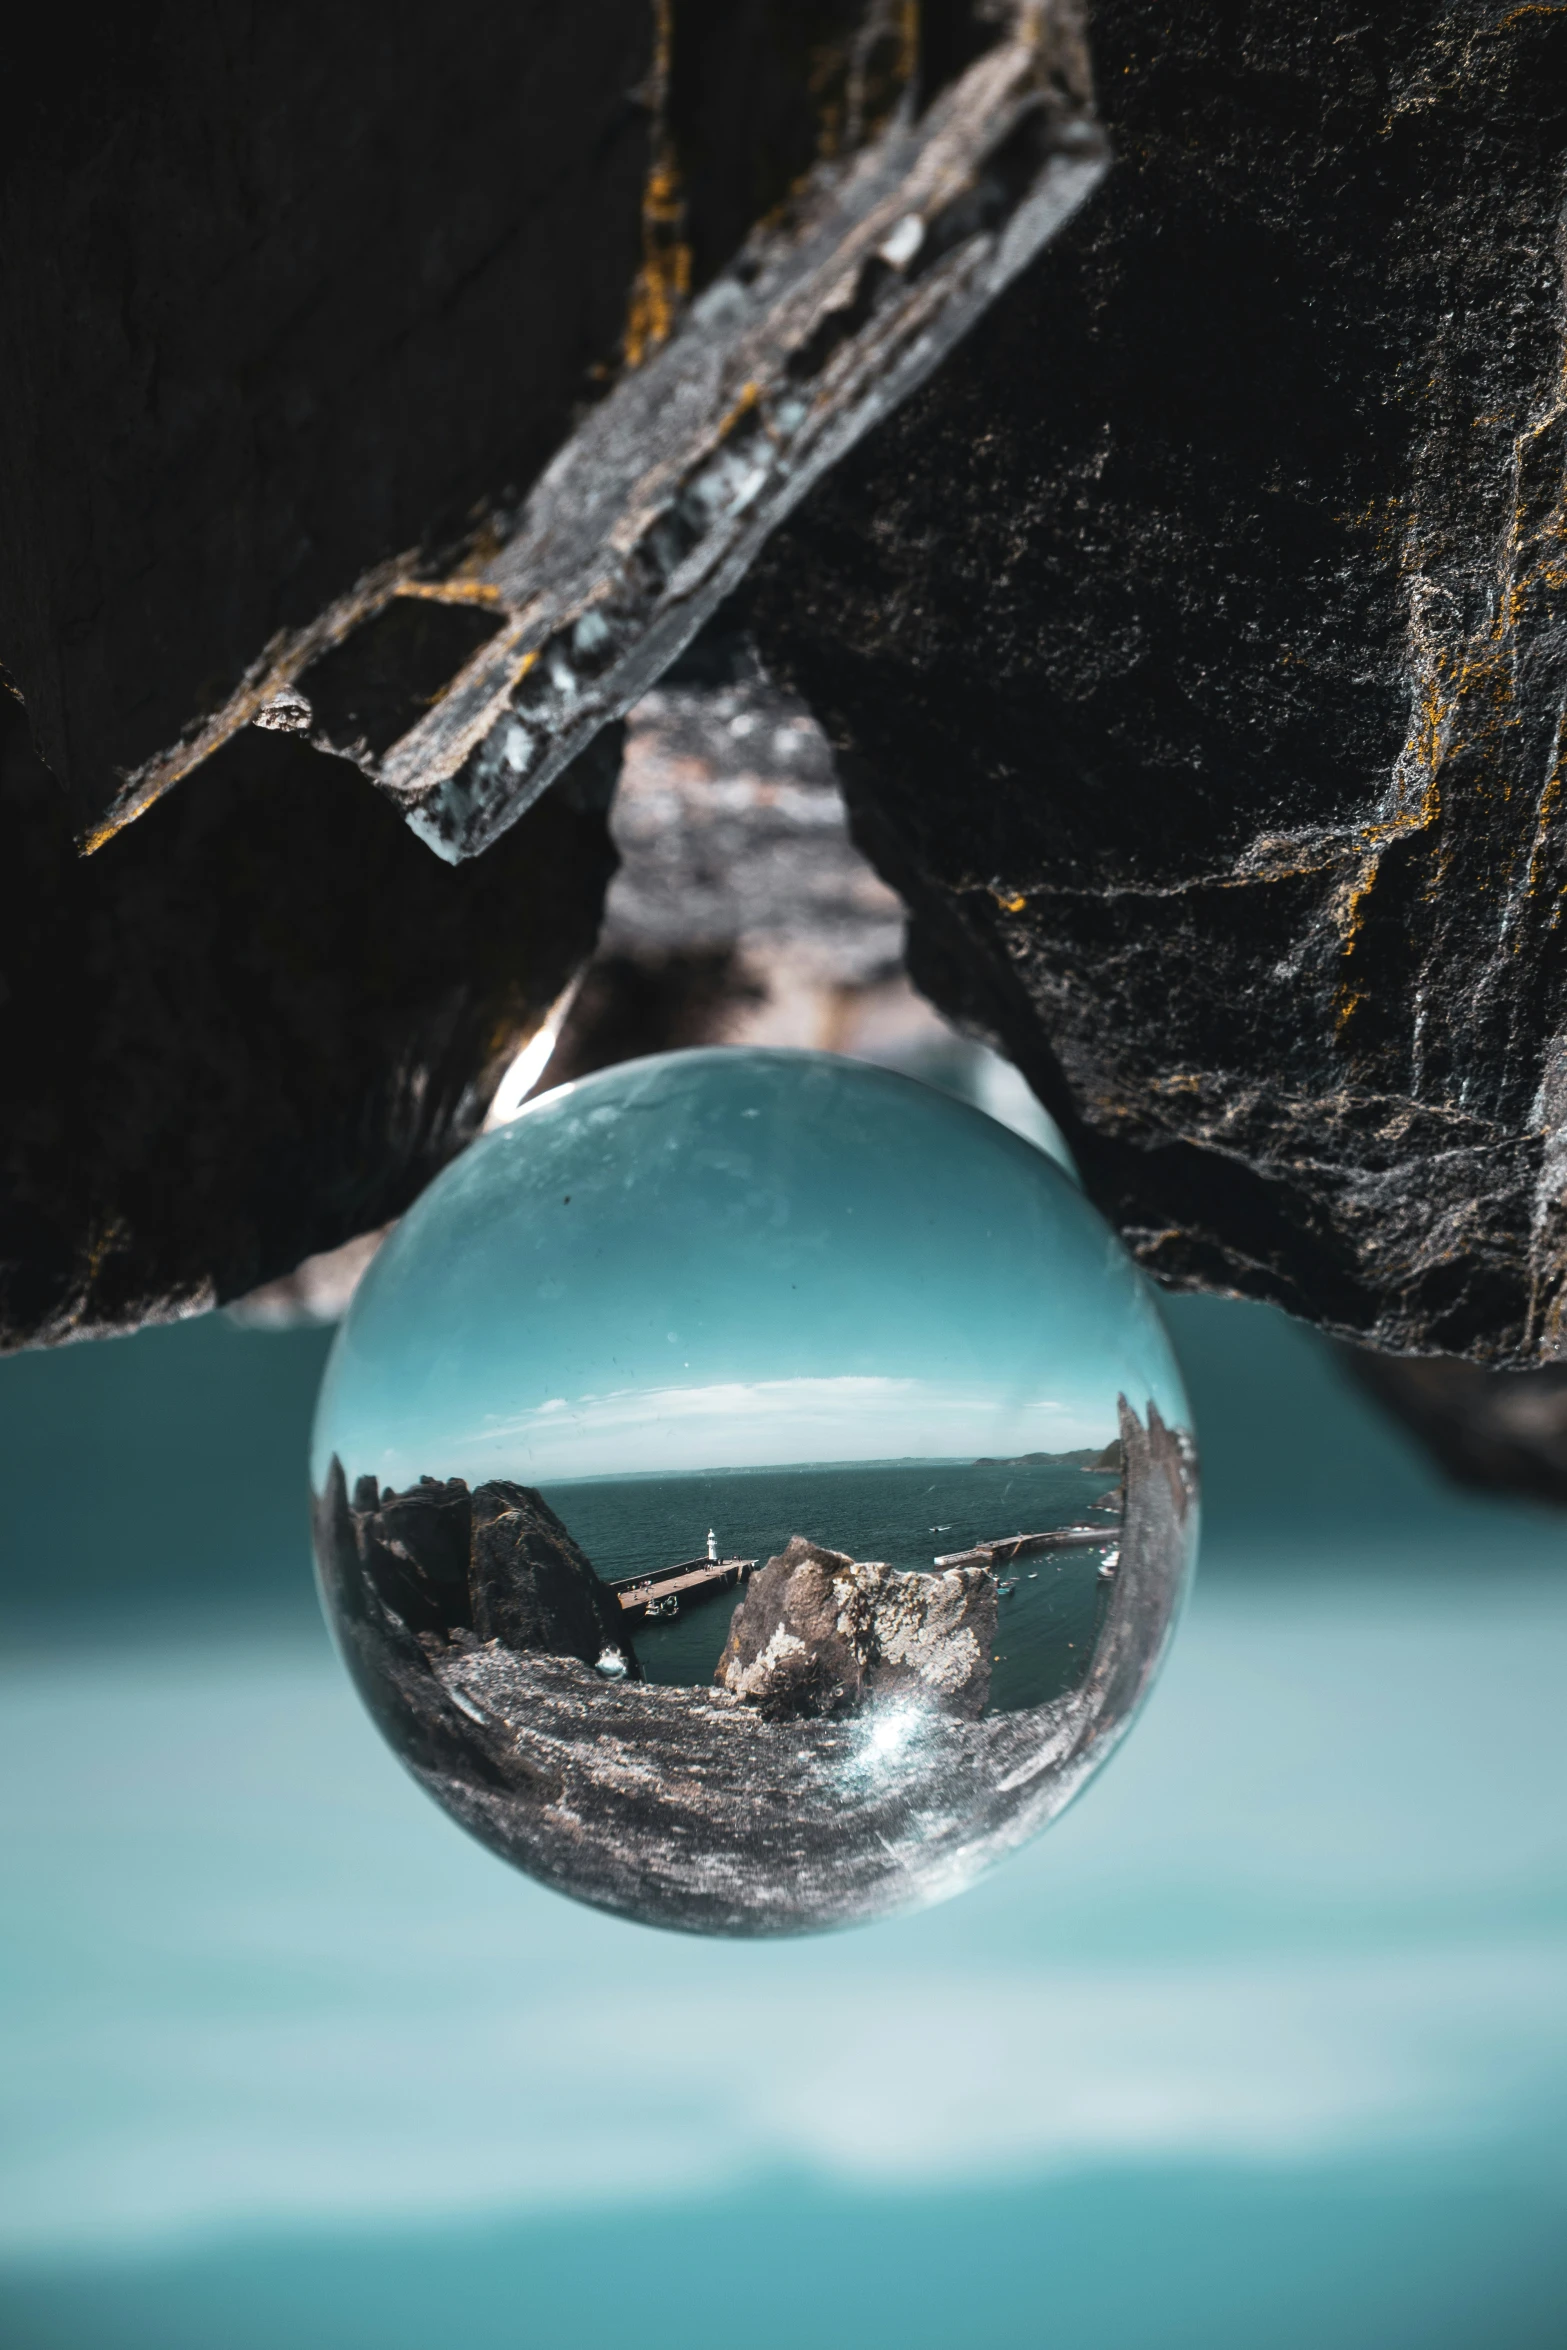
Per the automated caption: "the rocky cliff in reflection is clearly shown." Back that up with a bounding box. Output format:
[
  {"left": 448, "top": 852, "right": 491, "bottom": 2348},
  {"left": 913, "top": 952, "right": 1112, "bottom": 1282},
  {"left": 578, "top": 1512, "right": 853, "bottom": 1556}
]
[
  {"left": 714, "top": 1537, "right": 997, "bottom": 1722},
  {"left": 313, "top": 1399, "right": 1195, "bottom": 1935}
]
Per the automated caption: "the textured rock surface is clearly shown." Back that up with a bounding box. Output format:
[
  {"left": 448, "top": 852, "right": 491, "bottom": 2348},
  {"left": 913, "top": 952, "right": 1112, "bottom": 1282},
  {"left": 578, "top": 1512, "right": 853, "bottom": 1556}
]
[
  {"left": 17, "top": 3, "right": 1567, "bottom": 1376},
  {"left": 714, "top": 1534, "right": 996, "bottom": 1720},
  {"left": 344, "top": 1468, "right": 639, "bottom": 1678},
  {"left": 714, "top": 1538, "right": 870, "bottom": 1717},
  {"left": 311, "top": 1400, "right": 1192, "bottom": 1933},
  {"left": 358, "top": 1477, "right": 475, "bottom": 1639},
  {"left": 0, "top": 1, "right": 1087, "bottom": 1355},
  {"left": 469, "top": 1483, "right": 637, "bottom": 1672},
  {"left": 745, "top": 1, "right": 1567, "bottom": 1365},
  {"left": 0, "top": 0, "right": 655, "bottom": 843},
  {"left": 0, "top": 2, "right": 1090, "bottom": 855},
  {"left": 343, "top": 4, "right": 1101, "bottom": 862},
  {"left": 316, "top": 1461, "right": 547, "bottom": 1798},
  {"left": 868, "top": 1556, "right": 997, "bottom": 1718},
  {"left": 0, "top": 710, "right": 615, "bottom": 1350}
]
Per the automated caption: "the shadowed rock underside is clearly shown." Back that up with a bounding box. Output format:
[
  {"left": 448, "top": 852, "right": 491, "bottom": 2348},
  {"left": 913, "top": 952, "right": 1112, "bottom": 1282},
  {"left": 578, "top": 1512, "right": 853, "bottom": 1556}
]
[{"left": 0, "top": 712, "right": 616, "bottom": 1349}]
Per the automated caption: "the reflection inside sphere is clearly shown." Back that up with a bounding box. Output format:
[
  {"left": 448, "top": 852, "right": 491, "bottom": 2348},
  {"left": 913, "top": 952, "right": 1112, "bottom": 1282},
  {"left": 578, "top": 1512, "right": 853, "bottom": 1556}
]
[{"left": 312, "top": 1049, "right": 1197, "bottom": 1935}]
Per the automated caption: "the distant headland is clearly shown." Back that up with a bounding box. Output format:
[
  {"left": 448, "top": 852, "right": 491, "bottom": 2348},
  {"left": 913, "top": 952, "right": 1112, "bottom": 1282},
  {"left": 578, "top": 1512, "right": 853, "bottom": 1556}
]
[{"left": 972, "top": 1440, "right": 1121, "bottom": 1470}]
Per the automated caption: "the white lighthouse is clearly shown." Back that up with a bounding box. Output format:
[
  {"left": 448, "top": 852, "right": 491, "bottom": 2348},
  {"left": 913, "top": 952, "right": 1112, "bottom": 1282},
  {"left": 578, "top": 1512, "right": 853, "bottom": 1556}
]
[{"left": 706, "top": 1527, "right": 718, "bottom": 1562}]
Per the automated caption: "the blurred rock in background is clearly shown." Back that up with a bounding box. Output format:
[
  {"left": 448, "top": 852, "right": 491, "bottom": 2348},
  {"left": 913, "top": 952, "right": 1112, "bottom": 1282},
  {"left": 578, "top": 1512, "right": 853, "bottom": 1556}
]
[
  {"left": 1337, "top": 1348, "right": 1567, "bottom": 1510},
  {"left": 546, "top": 638, "right": 1068, "bottom": 1137}
]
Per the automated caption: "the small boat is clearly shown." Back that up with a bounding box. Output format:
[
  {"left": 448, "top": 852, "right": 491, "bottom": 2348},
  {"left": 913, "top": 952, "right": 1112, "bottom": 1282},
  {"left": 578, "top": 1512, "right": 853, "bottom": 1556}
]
[
  {"left": 593, "top": 1647, "right": 630, "bottom": 1678},
  {"left": 645, "top": 1592, "right": 680, "bottom": 1621},
  {"left": 1097, "top": 1548, "right": 1120, "bottom": 1583}
]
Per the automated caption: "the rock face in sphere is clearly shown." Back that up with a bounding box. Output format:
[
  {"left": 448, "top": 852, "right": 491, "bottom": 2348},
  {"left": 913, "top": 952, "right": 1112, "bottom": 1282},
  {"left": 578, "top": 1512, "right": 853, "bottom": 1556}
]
[
  {"left": 357, "top": 1476, "right": 473, "bottom": 1637},
  {"left": 715, "top": 1536, "right": 996, "bottom": 1722},
  {"left": 468, "top": 1483, "right": 632, "bottom": 1668},
  {"left": 337, "top": 1470, "right": 639, "bottom": 1682},
  {"left": 868, "top": 1557, "right": 998, "bottom": 1720}
]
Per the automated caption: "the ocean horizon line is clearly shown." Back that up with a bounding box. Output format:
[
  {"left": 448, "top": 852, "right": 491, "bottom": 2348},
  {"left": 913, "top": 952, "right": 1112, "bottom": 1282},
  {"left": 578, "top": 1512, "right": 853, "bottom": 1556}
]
[{"left": 532, "top": 1447, "right": 1119, "bottom": 1491}]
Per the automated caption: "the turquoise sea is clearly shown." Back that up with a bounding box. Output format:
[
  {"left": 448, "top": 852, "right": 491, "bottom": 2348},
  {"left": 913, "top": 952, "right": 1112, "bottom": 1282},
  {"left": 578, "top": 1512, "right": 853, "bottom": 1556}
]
[{"left": 0, "top": 1295, "right": 1563, "bottom": 2349}]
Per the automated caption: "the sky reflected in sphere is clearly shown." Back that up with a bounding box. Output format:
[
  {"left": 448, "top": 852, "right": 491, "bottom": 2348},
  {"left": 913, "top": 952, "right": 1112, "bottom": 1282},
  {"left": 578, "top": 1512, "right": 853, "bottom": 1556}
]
[{"left": 312, "top": 1050, "right": 1198, "bottom": 1934}]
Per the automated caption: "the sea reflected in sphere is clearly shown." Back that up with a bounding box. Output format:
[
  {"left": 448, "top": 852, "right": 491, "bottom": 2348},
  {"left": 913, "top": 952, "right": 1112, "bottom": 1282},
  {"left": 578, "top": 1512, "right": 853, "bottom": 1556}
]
[{"left": 311, "top": 1049, "right": 1197, "bottom": 1934}]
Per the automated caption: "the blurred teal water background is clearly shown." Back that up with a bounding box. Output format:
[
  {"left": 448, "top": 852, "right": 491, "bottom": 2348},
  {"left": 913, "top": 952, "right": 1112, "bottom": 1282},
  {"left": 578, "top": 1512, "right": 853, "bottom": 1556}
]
[{"left": 0, "top": 1293, "right": 1564, "bottom": 2348}]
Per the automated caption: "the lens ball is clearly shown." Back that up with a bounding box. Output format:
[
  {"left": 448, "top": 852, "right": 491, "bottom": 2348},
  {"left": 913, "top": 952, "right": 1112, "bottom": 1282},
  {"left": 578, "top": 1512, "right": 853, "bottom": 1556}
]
[{"left": 312, "top": 1049, "right": 1197, "bottom": 1934}]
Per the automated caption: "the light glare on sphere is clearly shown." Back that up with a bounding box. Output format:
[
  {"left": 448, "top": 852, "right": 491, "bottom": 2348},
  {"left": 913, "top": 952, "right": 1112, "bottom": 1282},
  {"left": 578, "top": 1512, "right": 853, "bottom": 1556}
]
[{"left": 311, "top": 1049, "right": 1198, "bottom": 1935}]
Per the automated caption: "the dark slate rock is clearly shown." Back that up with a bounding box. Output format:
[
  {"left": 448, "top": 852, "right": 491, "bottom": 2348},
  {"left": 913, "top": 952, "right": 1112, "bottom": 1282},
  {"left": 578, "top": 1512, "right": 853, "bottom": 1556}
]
[
  {"left": 356, "top": 1476, "right": 475, "bottom": 1640},
  {"left": 0, "top": 714, "right": 613, "bottom": 1350},
  {"left": 0, "top": 0, "right": 654, "bottom": 841},
  {"left": 20, "top": 0, "right": 1564, "bottom": 1389},
  {"left": 3, "top": 1, "right": 962, "bottom": 845},
  {"left": 0, "top": 3, "right": 915, "bottom": 1354},
  {"left": 745, "top": 0, "right": 1567, "bottom": 1365}
]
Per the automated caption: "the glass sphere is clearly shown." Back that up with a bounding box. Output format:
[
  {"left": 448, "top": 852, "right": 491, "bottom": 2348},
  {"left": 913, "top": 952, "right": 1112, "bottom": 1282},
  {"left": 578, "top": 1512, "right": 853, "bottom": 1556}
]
[{"left": 312, "top": 1049, "right": 1197, "bottom": 1934}]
